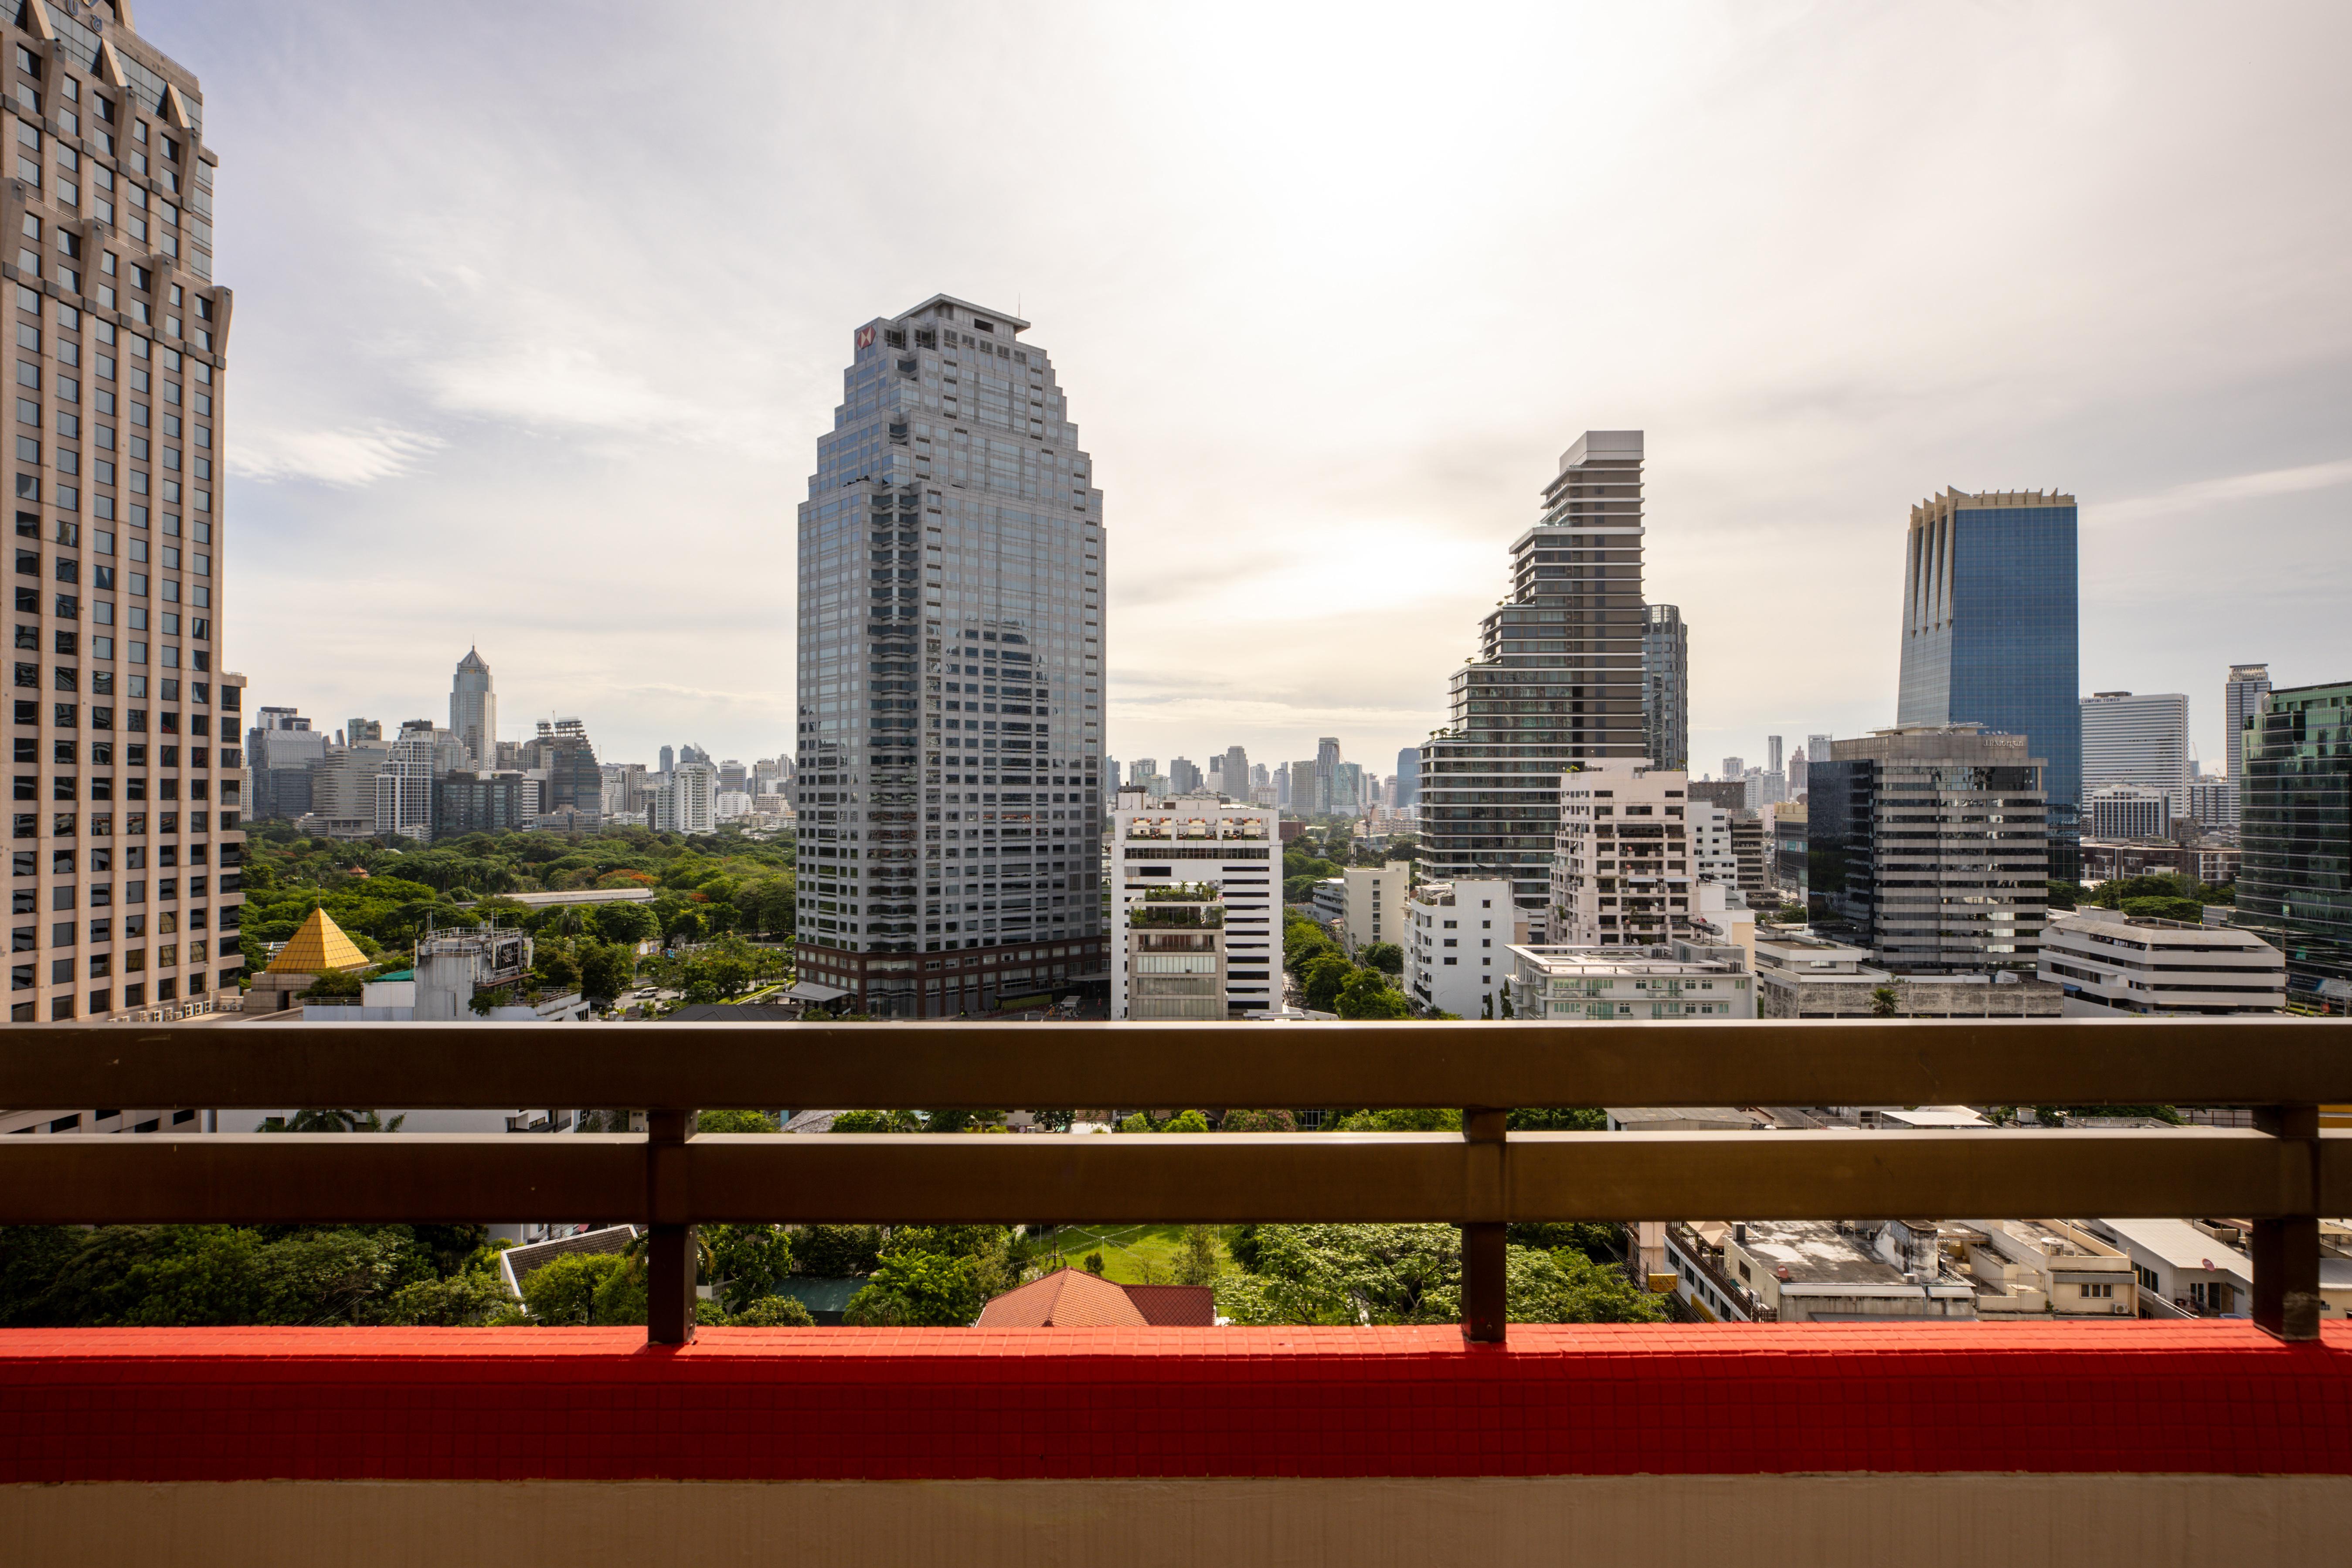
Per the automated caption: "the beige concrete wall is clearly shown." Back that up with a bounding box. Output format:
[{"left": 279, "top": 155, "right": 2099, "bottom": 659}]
[{"left": 5, "top": 1474, "right": 2346, "bottom": 1565}]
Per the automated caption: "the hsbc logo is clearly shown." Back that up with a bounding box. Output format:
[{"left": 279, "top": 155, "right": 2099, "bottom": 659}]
[{"left": 856, "top": 326, "right": 877, "bottom": 350}]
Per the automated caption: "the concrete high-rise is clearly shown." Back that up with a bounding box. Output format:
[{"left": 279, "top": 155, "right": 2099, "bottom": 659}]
[
  {"left": 2080, "top": 691, "right": 2191, "bottom": 807},
  {"left": 449, "top": 647, "right": 496, "bottom": 766},
  {"left": 2224, "top": 664, "right": 2270, "bottom": 779},
  {"left": 1809, "top": 725, "right": 2050, "bottom": 972},
  {"left": 792, "top": 296, "right": 1105, "bottom": 1017},
  {"left": 246, "top": 707, "right": 324, "bottom": 823},
  {"left": 1222, "top": 746, "right": 1249, "bottom": 802},
  {"left": 1896, "top": 487, "right": 2080, "bottom": 877},
  {"left": 1420, "top": 431, "right": 1648, "bottom": 922},
  {"left": 1393, "top": 746, "right": 1419, "bottom": 808},
  {"left": 7, "top": 8, "right": 239, "bottom": 1022},
  {"left": 1641, "top": 603, "right": 1688, "bottom": 771},
  {"left": 1767, "top": 736, "right": 1784, "bottom": 775}
]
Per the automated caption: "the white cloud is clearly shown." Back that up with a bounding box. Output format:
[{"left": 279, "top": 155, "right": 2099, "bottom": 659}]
[
  {"left": 229, "top": 424, "right": 443, "bottom": 487},
  {"left": 2092, "top": 457, "right": 2352, "bottom": 527}
]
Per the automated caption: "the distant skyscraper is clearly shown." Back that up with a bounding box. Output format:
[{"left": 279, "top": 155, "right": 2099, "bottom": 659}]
[
  {"left": 1420, "top": 430, "right": 1648, "bottom": 919},
  {"left": 794, "top": 295, "right": 1106, "bottom": 1017},
  {"left": 534, "top": 718, "right": 601, "bottom": 816},
  {"left": 348, "top": 718, "right": 384, "bottom": 745},
  {"left": 2225, "top": 664, "right": 2271, "bottom": 779},
  {"left": 1274, "top": 762, "right": 1290, "bottom": 807},
  {"left": 659, "top": 745, "right": 675, "bottom": 774},
  {"left": 2080, "top": 692, "right": 2191, "bottom": 808},
  {"left": 1223, "top": 746, "right": 1249, "bottom": 801},
  {"left": 1642, "top": 604, "right": 1688, "bottom": 770},
  {"left": 1129, "top": 758, "right": 1156, "bottom": 789},
  {"left": 1721, "top": 756, "right": 1745, "bottom": 781},
  {"left": 1788, "top": 746, "right": 1809, "bottom": 798},
  {"left": 1767, "top": 736, "right": 1784, "bottom": 775},
  {"left": 1168, "top": 757, "right": 1203, "bottom": 794},
  {"left": 449, "top": 647, "right": 496, "bottom": 766},
  {"left": 1897, "top": 487, "right": 2080, "bottom": 877},
  {"left": 1394, "top": 746, "right": 1420, "bottom": 808},
  {"left": 248, "top": 708, "right": 326, "bottom": 823}
]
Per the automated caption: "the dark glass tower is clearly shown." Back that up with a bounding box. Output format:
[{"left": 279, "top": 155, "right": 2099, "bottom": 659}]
[
  {"left": 1896, "top": 488, "right": 2080, "bottom": 879},
  {"left": 1420, "top": 431, "right": 1647, "bottom": 923},
  {"left": 1642, "top": 602, "right": 1687, "bottom": 770},
  {"left": 2237, "top": 680, "right": 2352, "bottom": 1008}
]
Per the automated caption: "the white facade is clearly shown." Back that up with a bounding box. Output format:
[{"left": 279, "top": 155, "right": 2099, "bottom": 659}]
[
  {"left": 1503, "top": 941, "right": 1756, "bottom": 1021},
  {"left": 1110, "top": 789, "right": 1277, "bottom": 1016},
  {"left": 1550, "top": 760, "right": 1702, "bottom": 947},
  {"left": 1343, "top": 862, "right": 1411, "bottom": 957},
  {"left": 714, "top": 790, "right": 755, "bottom": 823},
  {"left": 2081, "top": 691, "right": 2191, "bottom": 803},
  {"left": 2039, "top": 909, "right": 2285, "bottom": 1015},
  {"left": 2188, "top": 779, "right": 2241, "bottom": 833},
  {"left": 1690, "top": 804, "right": 1737, "bottom": 883},
  {"left": 654, "top": 762, "right": 717, "bottom": 834},
  {"left": 2085, "top": 784, "right": 2176, "bottom": 841},
  {"left": 372, "top": 724, "right": 445, "bottom": 843},
  {"left": 1405, "top": 878, "right": 1515, "bottom": 1017}
]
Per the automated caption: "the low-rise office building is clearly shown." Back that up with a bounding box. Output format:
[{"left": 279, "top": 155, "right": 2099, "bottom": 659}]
[
  {"left": 1404, "top": 877, "right": 1516, "bottom": 1018},
  {"left": 1955, "top": 1219, "right": 2137, "bottom": 1318},
  {"left": 1752, "top": 932, "right": 2061, "bottom": 1017},
  {"left": 1720, "top": 1220, "right": 1978, "bottom": 1323},
  {"left": 1114, "top": 884, "right": 1227, "bottom": 1020},
  {"left": 2082, "top": 838, "right": 2241, "bottom": 885},
  {"left": 2040, "top": 908, "right": 2285, "bottom": 1014},
  {"left": 1503, "top": 941, "right": 1754, "bottom": 1021}
]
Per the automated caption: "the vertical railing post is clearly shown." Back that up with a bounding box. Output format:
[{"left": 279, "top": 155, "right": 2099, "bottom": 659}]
[
  {"left": 1462, "top": 1106, "right": 1508, "bottom": 1344},
  {"left": 646, "top": 1109, "right": 697, "bottom": 1345},
  {"left": 2252, "top": 1104, "right": 2320, "bottom": 1342}
]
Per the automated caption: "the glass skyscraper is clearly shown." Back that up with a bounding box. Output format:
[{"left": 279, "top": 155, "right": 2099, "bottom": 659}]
[
  {"left": 1420, "top": 431, "right": 1648, "bottom": 923},
  {"left": 2237, "top": 680, "right": 2352, "bottom": 1008},
  {"left": 1896, "top": 487, "right": 2080, "bottom": 878},
  {"left": 1642, "top": 603, "right": 1688, "bottom": 771},
  {"left": 793, "top": 296, "right": 1105, "bottom": 1018}
]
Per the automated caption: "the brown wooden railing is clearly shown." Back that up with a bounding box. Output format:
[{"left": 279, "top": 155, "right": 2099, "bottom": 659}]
[{"left": 1, "top": 1017, "right": 2344, "bottom": 1343}]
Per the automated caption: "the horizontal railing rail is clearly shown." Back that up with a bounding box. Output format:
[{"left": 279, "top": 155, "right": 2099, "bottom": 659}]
[
  {"left": 5, "top": 1017, "right": 2348, "bottom": 1110},
  {"left": 0, "top": 1019, "right": 2342, "bottom": 1345}
]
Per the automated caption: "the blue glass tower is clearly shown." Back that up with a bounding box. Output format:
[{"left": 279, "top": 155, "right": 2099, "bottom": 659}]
[{"left": 1896, "top": 488, "right": 2080, "bottom": 878}]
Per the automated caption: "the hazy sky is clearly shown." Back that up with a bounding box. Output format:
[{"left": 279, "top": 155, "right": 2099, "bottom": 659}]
[{"left": 153, "top": 0, "right": 2351, "bottom": 777}]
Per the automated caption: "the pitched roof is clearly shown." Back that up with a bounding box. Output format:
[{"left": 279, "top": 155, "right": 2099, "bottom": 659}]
[
  {"left": 974, "top": 1268, "right": 1217, "bottom": 1328},
  {"left": 265, "top": 907, "right": 373, "bottom": 974}
]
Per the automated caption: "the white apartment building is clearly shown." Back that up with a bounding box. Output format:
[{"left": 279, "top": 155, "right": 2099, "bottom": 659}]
[
  {"left": 1343, "top": 862, "right": 1410, "bottom": 957},
  {"left": 1689, "top": 803, "right": 1736, "bottom": 883},
  {"left": 2082, "top": 691, "right": 2192, "bottom": 803},
  {"left": 1111, "top": 789, "right": 1276, "bottom": 1016},
  {"left": 1503, "top": 940, "right": 1755, "bottom": 1021},
  {"left": 372, "top": 723, "right": 445, "bottom": 844},
  {"left": 2086, "top": 784, "right": 2175, "bottom": 841},
  {"left": 2039, "top": 909, "right": 2285, "bottom": 1015},
  {"left": 1404, "top": 877, "right": 1515, "bottom": 1018},
  {"left": 714, "top": 790, "right": 755, "bottom": 823},
  {"left": 654, "top": 761, "right": 716, "bottom": 834},
  {"left": 1550, "top": 760, "right": 1700, "bottom": 946}
]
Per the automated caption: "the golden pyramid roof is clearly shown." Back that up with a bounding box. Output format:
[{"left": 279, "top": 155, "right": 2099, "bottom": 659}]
[{"left": 266, "top": 907, "right": 372, "bottom": 974}]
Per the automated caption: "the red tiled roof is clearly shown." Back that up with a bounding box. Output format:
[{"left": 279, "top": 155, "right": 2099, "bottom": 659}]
[
  {"left": 975, "top": 1268, "right": 1147, "bottom": 1327},
  {"left": 1120, "top": 1283, "right": 1217, "bottom": 1326}
]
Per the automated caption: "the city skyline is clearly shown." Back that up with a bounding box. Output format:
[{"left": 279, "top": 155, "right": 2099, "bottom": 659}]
[{"left": 166, "top": 0, "right": 2352, "bottom": 775}]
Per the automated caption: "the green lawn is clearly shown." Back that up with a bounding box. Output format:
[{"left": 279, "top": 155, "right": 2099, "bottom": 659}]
[{"left": 1037, "top": 1223, "right": 1234, "bottom": 1286}]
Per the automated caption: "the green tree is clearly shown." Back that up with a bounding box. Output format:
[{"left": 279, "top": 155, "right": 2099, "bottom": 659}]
[
  {"left": 703, "top": 1224, "right": 795, "bottom": 1312},
  {"left": 841, "top": 1251, "right": 986, "bottom": 1327},
  {"left": 1334, "top": 969, "right": 1408, "bottom": 1019},
  {"left": 258, "top": 1109, "right": 407, "bottom": 1133},
  {"left": 1302, "top": 953, "right": 1354, "bottom": 1011},
  {"left": 727, "top": 1292, "right": 817, "bottom": 1327},
  {"left": 1507, "top": 1108, "right": 1607, "bottom": 1131},
  {"left": 2121, "top": 895, "right": 2205, "bottom": 922},
  {"left": 831, "top": 1109, "right": 920, "bottom": 1133},
  {"left": 921, "top": 1108, "right": 1008, "bottom": 1134},
  {"left": 0, "top": 1225, "right": 82, "bottom": 1326},
  {"left": 577, "top": 940, "right": 632, "bottom": 1007},
  {"left": 518, "top": 1252, "right": 626, "bottom": 1326},
  {"left": 591, "top": 901, "right": 659, "bottom": 946},
  {"left": 1869, "top": 984, "right": 1900, "bottom": 1017},
  {"left": 1175, "top": 1224, "right": 1219, "bottom": 1287},
  {"left": 299, "top": 969, "right": 365, "bottom": 1001},
  {"left": 791, "top": 1224, "right": 885, "bottom": 1276},
  {"left": 252, "top": 1227, "right": 433, "bottom": 1326},
  {"left": 1330, "top": 1107, "right": 1461, "bottom": 1133},
  {"left": 697, "top": 1109, "right": 779, "bottom": 1134},
  {"left": 1359, "top": 942, "right": 1404, "bottom": 976},
  {"left": 30, "top": 1226, "right": 265, "bottom": 1326},
  {"left": 377, "top": 1272, "right": 513, "bottom": 1327},
  {"left": 1505, "top": 1245, "right": 1666, "bottom": 1323},
  {"left": 1161, "top": 1109, "right": 1211, "bottom": 1133},
  {"left": 1218, "top": 1108, "right": 1298, "bottom": 1132}
]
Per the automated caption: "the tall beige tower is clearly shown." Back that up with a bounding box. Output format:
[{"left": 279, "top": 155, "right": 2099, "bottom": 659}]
[{"left": 6, "top": 2, "right": 238, "bottom": 1024}]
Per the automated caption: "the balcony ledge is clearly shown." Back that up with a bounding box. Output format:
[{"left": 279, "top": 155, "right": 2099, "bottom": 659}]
[{"left": 6, "top": 1321, "right": 2350, "bottom": 1484}]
